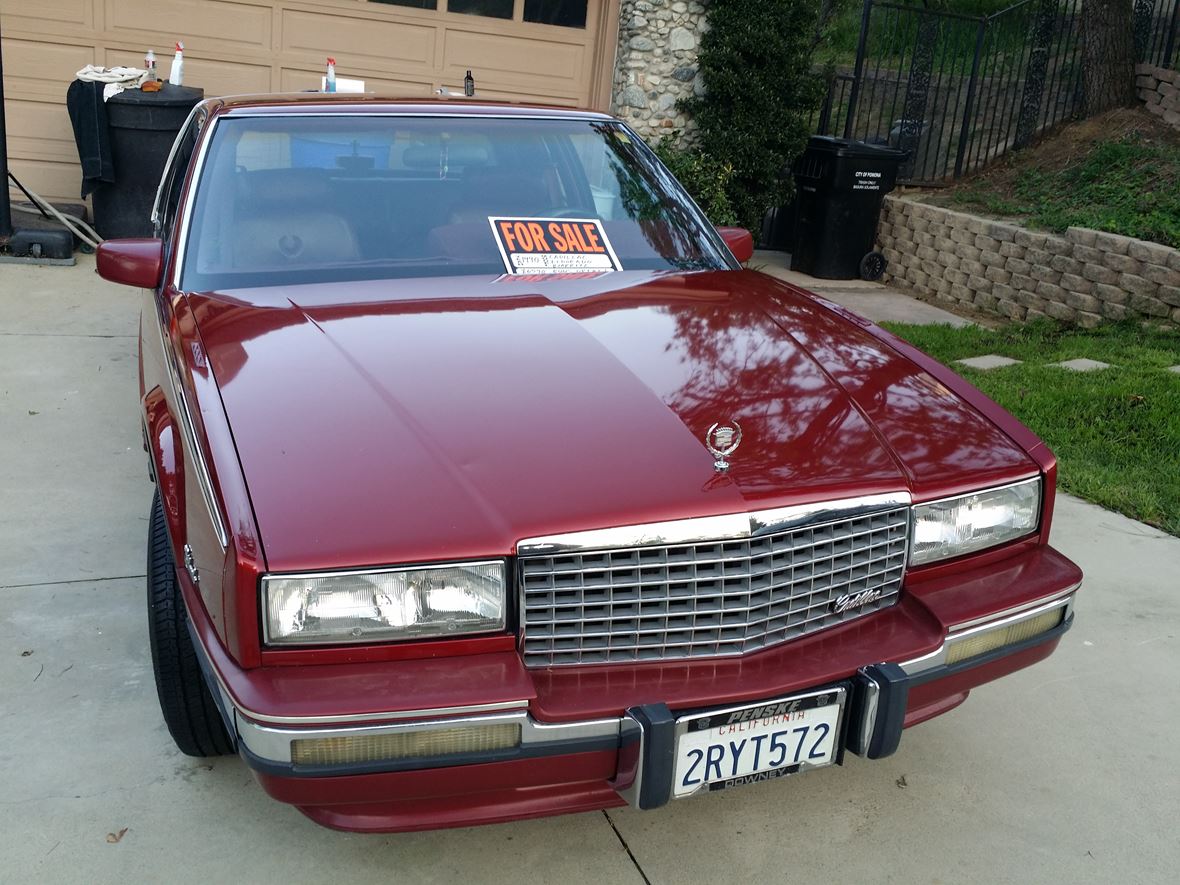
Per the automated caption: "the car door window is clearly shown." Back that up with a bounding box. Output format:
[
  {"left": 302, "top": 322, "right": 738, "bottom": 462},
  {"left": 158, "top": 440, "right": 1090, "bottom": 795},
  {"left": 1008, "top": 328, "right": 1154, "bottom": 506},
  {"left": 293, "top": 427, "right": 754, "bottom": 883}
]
[{"left": 155, "top": 116, "right": 201, "bottom": 244}]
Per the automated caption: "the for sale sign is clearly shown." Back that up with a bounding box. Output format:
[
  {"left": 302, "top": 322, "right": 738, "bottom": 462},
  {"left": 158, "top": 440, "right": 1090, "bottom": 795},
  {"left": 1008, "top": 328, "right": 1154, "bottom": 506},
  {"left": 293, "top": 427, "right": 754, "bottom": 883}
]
[{"left": 488, "top": 216, "right": 623, "bottom": 274}]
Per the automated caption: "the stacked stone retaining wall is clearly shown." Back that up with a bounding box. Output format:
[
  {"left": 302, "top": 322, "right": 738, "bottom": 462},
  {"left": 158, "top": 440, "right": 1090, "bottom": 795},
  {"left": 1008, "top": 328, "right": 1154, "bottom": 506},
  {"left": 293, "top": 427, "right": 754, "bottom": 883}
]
[
  {"left": 877, "top": 197, "right": 1180, "bottom": 327},
  {"left": 1137, "top": 63, "right": 1180, "bottom": 131}
]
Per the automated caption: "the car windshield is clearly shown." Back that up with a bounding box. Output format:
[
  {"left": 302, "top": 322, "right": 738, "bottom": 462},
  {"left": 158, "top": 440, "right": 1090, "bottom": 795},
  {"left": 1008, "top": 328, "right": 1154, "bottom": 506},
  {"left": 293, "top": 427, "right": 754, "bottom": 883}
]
[{"left": 179, "top": 114, "right": 732, "bottom": 290}]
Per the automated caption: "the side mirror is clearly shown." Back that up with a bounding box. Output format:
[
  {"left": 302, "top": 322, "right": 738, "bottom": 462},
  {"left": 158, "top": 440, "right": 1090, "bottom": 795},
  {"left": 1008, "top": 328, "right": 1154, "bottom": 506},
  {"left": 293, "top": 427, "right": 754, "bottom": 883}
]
[
  {"left": 96, "top": 239, "right": 165, "bottom": 289},
  {"left": 716, "top": 226, "right": 754, "bottom": 264}
]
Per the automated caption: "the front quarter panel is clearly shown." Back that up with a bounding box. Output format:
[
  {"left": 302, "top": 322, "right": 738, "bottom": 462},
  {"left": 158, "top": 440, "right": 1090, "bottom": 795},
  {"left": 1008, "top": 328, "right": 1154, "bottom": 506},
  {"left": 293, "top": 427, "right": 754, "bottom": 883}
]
[{"left": 140, "top": 280, "right": 267, "bottom": 667}]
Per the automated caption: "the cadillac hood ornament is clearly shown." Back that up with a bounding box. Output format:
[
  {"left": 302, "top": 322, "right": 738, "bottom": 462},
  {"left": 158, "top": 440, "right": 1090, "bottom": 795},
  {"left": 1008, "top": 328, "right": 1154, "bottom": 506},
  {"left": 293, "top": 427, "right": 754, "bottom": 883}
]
[{"left": 705, "top": 421, "right": 743, "bottom": 472}]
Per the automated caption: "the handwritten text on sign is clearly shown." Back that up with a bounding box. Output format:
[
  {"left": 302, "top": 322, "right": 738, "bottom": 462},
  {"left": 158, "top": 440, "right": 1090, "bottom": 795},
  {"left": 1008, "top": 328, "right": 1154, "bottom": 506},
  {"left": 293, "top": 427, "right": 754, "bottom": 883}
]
[{"left": 488, "top": 217, "right": 623, "bottom": 274}]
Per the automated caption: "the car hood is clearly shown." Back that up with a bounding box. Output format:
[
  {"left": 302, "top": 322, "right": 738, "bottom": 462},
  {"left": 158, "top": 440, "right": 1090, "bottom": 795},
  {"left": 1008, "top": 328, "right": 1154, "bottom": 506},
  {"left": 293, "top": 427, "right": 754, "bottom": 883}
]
[{"left": 187, "top": 270, "right": 1037, "bottom": 572}]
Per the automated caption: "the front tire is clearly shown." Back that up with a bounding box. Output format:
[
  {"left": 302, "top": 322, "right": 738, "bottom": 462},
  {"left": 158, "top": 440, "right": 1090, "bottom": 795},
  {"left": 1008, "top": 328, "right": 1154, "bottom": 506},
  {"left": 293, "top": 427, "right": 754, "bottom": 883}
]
[{"left": 147, "top": 491, "right": 234, "bottom": 757}]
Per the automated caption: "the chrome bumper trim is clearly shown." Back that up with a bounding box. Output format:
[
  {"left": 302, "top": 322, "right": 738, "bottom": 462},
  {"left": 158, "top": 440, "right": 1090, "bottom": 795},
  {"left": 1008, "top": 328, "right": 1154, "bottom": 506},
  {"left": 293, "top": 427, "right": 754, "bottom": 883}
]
[
  {"left": 900, "top": 589, "right": 1078, "bottom": 679},
  {"left": 236, "top": 708, "right": 622, "bottom": 766},
  {"left": 235, "top": 698, "right": 531, "bottom": 727},
  {"left": 946, "top": 581, "right": 1081, "bottom": 632}
]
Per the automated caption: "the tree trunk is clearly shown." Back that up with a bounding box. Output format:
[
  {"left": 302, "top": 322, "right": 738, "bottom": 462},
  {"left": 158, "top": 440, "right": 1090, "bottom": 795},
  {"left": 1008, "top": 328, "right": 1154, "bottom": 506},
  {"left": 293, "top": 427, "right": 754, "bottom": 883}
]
[{"left": 1082, "top": 0, "right": 1136, "bottom": 114}]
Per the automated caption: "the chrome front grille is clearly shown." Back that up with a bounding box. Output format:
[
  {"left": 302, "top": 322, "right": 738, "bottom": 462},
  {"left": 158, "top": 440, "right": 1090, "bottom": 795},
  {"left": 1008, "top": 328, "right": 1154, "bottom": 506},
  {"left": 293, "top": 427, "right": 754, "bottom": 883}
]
[{"left": 519, "top": 501, "right": 909, "bottom": 667}]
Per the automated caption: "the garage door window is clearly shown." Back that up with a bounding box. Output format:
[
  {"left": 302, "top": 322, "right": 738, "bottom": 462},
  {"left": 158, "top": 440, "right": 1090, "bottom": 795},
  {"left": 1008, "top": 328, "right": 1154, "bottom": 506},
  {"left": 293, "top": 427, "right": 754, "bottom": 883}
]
[
  {"left": 372, "top": 0, "right": 437, "bottom": 8},
  {"left": 524, "top": 1, "right": 588, "bottom": 28},
  {"left": 448, "top": 0, "right": 513, "bottom": 18}
]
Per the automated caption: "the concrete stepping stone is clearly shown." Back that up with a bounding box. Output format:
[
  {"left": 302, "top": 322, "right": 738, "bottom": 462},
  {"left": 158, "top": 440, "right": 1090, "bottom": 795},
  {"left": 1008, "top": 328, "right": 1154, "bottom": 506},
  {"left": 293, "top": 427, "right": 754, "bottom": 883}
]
[
  {"left": 1168, "top": 365, "right": 1180, "bottom": 375},
  {"left": 956, "top": 354, "right": 1022, "bottom": 370},
  {"left": 1050, "top": 358, "right": 1114, "bottom": 372}
]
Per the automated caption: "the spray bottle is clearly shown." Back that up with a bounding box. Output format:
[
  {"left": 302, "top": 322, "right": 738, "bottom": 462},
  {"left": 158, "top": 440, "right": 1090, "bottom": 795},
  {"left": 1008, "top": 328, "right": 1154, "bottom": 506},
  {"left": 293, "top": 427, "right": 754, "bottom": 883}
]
[
  {"left": 168, "top": 42, "right": 185, "bottom": 87},
  {"left": 325, "top": 57, "right": 337, "bottom": 93}
]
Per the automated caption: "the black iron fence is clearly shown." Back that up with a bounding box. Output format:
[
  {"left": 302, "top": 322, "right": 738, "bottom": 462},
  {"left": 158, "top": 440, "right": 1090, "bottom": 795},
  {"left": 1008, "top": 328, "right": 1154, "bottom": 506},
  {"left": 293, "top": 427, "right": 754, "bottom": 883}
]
[{"left": 811, "top": 0, "right": 1180, "bottom": 185}]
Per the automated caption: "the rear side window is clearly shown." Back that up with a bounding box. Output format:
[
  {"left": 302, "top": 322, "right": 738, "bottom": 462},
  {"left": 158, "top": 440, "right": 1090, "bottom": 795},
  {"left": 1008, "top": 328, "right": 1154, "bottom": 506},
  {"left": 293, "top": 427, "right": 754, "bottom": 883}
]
[{"left": 179, "top": 115, "right": 729, "bottom": 291}]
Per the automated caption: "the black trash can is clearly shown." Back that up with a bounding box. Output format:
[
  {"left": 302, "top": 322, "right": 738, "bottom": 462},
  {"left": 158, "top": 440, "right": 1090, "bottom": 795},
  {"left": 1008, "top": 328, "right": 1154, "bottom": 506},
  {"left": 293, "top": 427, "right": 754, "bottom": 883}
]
[
  {"left": 790, "top": 136, "right": 906, "bottom": 281},
  {"left": 91, "top": 84, "right": 204, "bottom": 239}
]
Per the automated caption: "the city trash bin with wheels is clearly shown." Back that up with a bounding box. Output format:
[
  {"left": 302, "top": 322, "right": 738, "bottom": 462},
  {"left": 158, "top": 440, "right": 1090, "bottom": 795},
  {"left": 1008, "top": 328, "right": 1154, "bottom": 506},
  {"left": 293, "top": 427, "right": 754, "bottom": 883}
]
[
  {"left": 91, "top": 83, "right": 203, "bottom": 239},
  {"left": 790, "top": 136, "right": 906, "bottom": 281}
]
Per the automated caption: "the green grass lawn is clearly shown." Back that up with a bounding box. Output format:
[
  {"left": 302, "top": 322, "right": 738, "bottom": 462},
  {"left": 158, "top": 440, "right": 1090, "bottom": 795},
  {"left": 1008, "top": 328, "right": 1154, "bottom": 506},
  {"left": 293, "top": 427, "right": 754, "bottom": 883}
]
[
  {"left": 947, "top": 133, "right": 1180, "bottom": 248},
  {"left": 881, "top": 320, "right": 1180, "bottom": 536}
]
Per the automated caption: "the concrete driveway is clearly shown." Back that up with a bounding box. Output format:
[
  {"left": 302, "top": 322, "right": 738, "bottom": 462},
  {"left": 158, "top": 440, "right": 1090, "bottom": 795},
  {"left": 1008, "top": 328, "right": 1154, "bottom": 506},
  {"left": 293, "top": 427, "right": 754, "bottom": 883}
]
[{"left": 2, "top": 258, "right": 1177, "bottom": 884}]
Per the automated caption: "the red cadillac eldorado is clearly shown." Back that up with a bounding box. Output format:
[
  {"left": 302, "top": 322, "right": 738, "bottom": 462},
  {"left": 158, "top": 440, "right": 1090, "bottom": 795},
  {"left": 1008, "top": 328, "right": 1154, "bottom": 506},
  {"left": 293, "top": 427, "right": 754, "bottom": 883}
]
[{"left": 96, "top": 94, "right": 1082, "bottom": 833}]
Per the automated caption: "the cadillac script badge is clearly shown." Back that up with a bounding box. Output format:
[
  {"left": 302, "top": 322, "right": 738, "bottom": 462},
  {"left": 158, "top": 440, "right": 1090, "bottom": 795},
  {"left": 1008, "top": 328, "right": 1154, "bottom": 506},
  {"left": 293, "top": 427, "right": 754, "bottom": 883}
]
[{"left": 705, "top": 421, "right": 743, "bottom": 472}]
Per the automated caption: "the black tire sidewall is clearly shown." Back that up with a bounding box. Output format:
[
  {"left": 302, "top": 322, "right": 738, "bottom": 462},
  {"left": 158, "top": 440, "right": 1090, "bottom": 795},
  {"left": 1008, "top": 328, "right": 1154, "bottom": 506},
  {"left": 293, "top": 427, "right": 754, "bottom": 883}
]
[{"left": 147, "top": 490, "right": 234, "bottom": 757}]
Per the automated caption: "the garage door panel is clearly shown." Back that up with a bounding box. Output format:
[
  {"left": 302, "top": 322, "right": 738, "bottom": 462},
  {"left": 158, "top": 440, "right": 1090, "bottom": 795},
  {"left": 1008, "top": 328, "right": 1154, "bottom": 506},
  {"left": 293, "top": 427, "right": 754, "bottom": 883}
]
[
  {"left": 5, "top": 157, "right": 82, "bottom": 203},
  {"left": 1, "top": 38, "right": 95, "bottom": 103},
  {"left": 104, "top": 0, "right": 272, "bottom": 51},
  {"left": 443, "top": 29, "right": 584, "bottom": 88},
  {"left": 0, "top": 0, "right": 91, "bottom": 28},
  {"left": 137, "top": 52, "right": 274, "bottom": 96},
  {"left": 279, "top": 67, "right": 433, "bottom": 96},
  {"left": 6, "top": 101, "right": 79, "bottom": 165},
  {"left": 281, "top": 9, "right": 435, "bottom": 68}
]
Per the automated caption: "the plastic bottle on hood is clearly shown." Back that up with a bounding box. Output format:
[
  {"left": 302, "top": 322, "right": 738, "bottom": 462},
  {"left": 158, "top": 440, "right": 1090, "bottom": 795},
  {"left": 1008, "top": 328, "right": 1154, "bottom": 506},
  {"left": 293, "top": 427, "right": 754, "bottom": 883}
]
[{"left": 325, "top": 57, "right": 337, "bottom": 93}]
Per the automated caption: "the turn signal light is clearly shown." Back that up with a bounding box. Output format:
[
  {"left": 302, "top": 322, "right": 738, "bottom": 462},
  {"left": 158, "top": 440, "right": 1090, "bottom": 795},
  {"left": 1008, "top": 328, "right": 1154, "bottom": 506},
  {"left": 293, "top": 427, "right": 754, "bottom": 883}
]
[
  {"left": 291, "top": 723, "right": 521, "bottom": 766},
  {"left": 945, "top": 608, "right": 1064, "bottom": 666}
]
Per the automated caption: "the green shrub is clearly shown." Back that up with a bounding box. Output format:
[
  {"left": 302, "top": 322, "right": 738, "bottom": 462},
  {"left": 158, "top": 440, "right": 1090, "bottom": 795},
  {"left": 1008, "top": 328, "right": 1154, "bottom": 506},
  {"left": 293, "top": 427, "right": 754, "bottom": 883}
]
[
  {"left": 653, "top": 135, "right": 739, "bottom": 226},
  {"left": 682, "top": 0, "right": 843, "bottom": 231}
]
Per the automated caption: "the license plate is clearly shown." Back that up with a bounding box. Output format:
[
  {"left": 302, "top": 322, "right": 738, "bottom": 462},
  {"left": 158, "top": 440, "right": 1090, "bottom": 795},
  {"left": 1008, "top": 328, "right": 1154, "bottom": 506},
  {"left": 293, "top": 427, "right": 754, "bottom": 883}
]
[{"left": 672, "top": 686, "right": 847, "bottom": 798}]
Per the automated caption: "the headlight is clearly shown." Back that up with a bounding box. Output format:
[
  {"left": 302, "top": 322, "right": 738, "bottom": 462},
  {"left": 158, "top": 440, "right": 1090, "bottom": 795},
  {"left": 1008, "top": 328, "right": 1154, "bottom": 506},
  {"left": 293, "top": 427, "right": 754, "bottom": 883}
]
[
  {"left": 263, "top": 561, "right": 506, "bottom": 646},
  {"left": 910, "top": 478, "right": 1041, "bottom": 566}
]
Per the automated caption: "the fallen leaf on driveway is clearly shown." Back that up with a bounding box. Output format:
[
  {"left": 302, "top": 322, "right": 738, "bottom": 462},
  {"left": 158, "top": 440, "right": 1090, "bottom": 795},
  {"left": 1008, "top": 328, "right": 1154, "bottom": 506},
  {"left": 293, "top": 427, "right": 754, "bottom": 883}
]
[
  {"left": 106, "top": 828, "right": 128, "bottom": 844},
  {"left": 20, "top": 650, "right": 33, "bottom": 657}
]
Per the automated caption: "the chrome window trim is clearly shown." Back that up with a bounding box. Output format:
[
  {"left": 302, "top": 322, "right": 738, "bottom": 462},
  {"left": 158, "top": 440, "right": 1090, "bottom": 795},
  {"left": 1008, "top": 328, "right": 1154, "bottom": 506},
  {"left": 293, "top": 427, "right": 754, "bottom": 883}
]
[
  {"left": 170, "top": 113, "right": 220, "bottom": 289},
  {"left": 899, "top": 589, "right": 1077, "bottom": 678},
  {"left": 152, "top": 303, "right": 228, "bottom": 548},
  {"left": 236, "top": 709, "right": 621, "bottom": 764},
  {"left": 151, "top": 103, "right": 204, "bottom": 228},
  {"left": 516, "top": 492, "right": 913, "bottom": 556},
  {"left": 260, "top": 559, "right": 508, "bottom": 646},
  {"left": 219, "top": 111, "right": 613, "bottom": 122}
]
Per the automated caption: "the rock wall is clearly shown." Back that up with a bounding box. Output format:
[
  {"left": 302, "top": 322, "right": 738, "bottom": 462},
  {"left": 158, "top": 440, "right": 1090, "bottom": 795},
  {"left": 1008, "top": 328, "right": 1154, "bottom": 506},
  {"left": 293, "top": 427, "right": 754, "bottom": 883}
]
[
  {"left": 1137, "top": 63, "right": 1180, "bottom": 130},
  {"left": 612, "top": 0, "right": 708, "bottom": 142},
  {"left": 878, "top": 197, "right": 1180, "bottom": 328}
]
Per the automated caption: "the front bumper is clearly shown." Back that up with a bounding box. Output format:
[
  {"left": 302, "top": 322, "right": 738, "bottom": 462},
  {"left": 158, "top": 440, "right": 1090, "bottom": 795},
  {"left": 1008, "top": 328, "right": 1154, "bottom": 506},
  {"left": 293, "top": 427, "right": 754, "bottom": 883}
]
[{"left": 197, "top": 588, "right": 1076, "bottom": 831}]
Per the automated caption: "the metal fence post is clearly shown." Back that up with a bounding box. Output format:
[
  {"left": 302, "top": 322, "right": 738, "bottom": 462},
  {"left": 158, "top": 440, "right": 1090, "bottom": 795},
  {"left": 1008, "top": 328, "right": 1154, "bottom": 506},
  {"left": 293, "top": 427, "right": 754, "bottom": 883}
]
[
  {"left": 817, "top": 75, "right": 835, "bottom": 135},
  {"left": 843, "top": 0, "right": 874, "bottom": 139},
  {"left": 1164, "top": 0, "right": 1180, "bottom": 69},
  {"left": 953, "top": 16, "right": 988, "bottom": 179},
  {"left": 898, "top": 11, "right": 940, "bottom": 178}
]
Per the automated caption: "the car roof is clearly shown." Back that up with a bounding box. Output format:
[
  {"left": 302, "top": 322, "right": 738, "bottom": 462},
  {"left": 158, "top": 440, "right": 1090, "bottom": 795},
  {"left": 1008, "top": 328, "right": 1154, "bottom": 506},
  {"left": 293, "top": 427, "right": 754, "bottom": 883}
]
[{"left": 201, "top": 92, "right": 615, "bottom": 121}]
